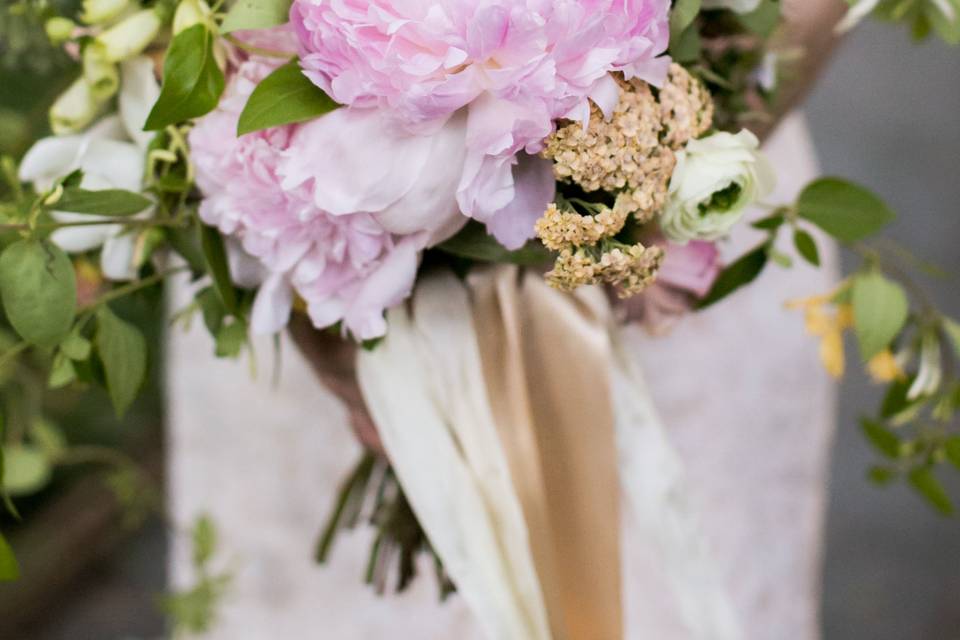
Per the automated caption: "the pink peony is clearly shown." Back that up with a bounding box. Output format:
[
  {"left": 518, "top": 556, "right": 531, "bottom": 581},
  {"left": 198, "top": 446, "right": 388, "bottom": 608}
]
[
  {"left": 291, "top": 0, "right": 671, "bottom": 247},
  {"left": 190, "top": 51, "right": 469, "bottom": 339}
]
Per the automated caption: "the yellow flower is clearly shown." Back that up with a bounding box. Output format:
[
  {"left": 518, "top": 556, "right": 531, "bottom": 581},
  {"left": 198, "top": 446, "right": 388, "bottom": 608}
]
[
  {"left": 867, "top": 349, "right": 905, "bottom": 384},
  {"left": 787, "top": 291, "right": 853, "bottom": 379}
]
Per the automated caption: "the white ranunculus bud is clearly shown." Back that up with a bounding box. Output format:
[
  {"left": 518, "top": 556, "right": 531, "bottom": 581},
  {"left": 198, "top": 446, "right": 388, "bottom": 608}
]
[
  {"left": 173, "top": 0, "right": 212, "bottom": 34},
  {"left": 700, "top": 0, "right": 763, "bottom": 13},
  {"left": 94, "top": 9, "right": 162, "bottom": 63},
  {"left": 83, "top": 43, "right": 119, "bottom": 100},
  {"left": 49, "top": 77, "right": 101, "bottom": 135},
  {"left": 80, "top": 0, "right": 129, "bottom": 25},
  {"left": 660, "top": 130, "right": 774, "bottom": 244}
]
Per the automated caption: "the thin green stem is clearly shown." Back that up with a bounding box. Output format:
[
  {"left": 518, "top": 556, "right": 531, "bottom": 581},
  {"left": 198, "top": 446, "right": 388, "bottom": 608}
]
[{"left": 78, "top": 267, "right": 188, "bottom": 315}]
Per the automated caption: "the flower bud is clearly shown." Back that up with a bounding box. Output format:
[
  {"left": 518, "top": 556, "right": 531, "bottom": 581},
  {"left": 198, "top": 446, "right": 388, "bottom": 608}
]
[
  {"left": 45, "top": 17, "right": 76, "bottom": 44},
  {"left": 94, "top": 9, "right": 162, "bottom": 63},
  {"left": 173, "top": 0, "right": 211, "bottom": 35},
  {"left": 49, "top": 77, "right": 101, "bottom": 135},
  {"left": 82, "top": 43, "right": 119, "bottom": 101},
  {"left": 80, "top": 0, "right": 129, "bottom": 25}
]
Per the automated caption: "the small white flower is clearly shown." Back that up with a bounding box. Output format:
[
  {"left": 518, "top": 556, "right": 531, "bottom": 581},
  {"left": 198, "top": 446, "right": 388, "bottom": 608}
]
[
  {"left": 20, "top": 58, "right": 160, "bottom": 281},
  {"left": 80, "top": 0, "right": 129, "bottom": 25},
  {"left": 49, "top": 77, "right": 100, "bottom": 135},
  {"left": 173, "top": 0, "right": 213, "bottom": 35},
  {"left": 701, "top": 0, "right": 763, "bottom": 14},
  {"left": 660, "top": 129, "right": 775, "bottom": 244},
  {"left": 908, "top": 330, "right": 943, "bottom": 400},
  {"left": 95, "top": 9, "right": 162, "bottom": 63}
]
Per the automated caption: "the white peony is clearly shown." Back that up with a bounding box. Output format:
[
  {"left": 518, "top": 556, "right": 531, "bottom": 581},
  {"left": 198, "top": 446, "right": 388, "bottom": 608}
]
[
  {"left": 19, "top": 57, "right": 159, "bottom": 280},
  {"left": 660, "top": 130, "right": 774, "bottom": 244},
  {"left": 701, "top": 0, "right": 763, "bottom": 14}
]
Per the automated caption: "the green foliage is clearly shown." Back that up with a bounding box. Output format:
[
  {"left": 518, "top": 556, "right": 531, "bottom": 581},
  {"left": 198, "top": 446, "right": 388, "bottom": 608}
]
[
  {"left": 220, "top": 0, "right": 292, "bottom": 34},
  {"left": 96, "top": 305, "right": 147, "bottom": 418},
  {"left": 796, "top": 178, "right": 896, "bottom": 243},
  {"left": 237, "top": 61, "right": 339, "bottom": 136},
  {"left": 669, "top": 0, "right": 701, "bottom": 61},
  {"left": 908, "top": 466, "right": 953, "bottom": 515},
  {"left": 736, "top": 0, "right": 782, "bottom": 36},
  {"left": 0, "top": 239, "right": 76, "bottom": 347},
  {"left": 792, "top": 229, "right": 820, "bottom": 267},
  {"left": 872, "top": 0, "right": 960, "bottom": 44},
  {"left": 1, "top": 444, "right": 51, "bottom": 495},
  {"left": 697, "top": 244, "right": 767, "bottom": 309},
  {"left": 0, "top": 533, "right": 18, "bottom": 582},
  {"left": 49, "top": 186, "right": 153, "bottom": 216},
  {"left": 851, "top": 270, "right": 909, "bottom": 361},
  {"left": 144, "top": 25, "right": 225, "bottom": 131},
  {"left": 199, "top": 224, "right": 238, "bottom": 315},
  {"left": 860, "top": 418, "right": 905, "bottom": 460},
  {"left": 436, "top": 222, "right": 551, "bottom": 266}
]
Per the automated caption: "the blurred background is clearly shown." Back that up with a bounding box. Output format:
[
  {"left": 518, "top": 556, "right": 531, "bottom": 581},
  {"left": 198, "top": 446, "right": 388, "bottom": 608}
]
[{"left": 0, "top": 9, "right": 958, "bottom": 640}]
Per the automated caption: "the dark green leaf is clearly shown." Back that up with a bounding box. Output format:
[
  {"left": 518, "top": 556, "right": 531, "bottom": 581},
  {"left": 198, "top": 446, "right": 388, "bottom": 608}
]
[
  {"left": 697, "top": 245, "right": 768, "bottom": 309},
  {"left": 96, "top": 305, "right": 147, "bottom": 417},
  {"left": 199, "top": 224, "right": 237, "bottom": 314},
  {"left": 751, "top": 212, "right": 784, "bottom": 231},
  {"left": 860, "top": 418, "right": 904, "bottom": 459},
  {"left": 867, "top": 465, "right": 898, "bottom": 486},
  {"left": 221, "top": 0, "right": 292, "bottom": 33},
  {"left": 944, "top": 436, "right": 960, "bottom": 471},
  {"left": 238, "top": 61, "right": 339, "bottom": 136},
  {"left": 0, "top": 533, "right": 18, "bottom": 581},
  {"left": 196, "top": 286, "right": 226, "bottom": 335},
  {"left": 144, "top": 25, "right": 225, "bottom": 131},
  {"left": 50, "top": 187, "right": 152, "bottom": 216},
  {"left": 0, "top": 240, "right": 77, "bottom": 347},
  {"left": 796, "top": 178, "right": 895, "bottom": 243},
  {"left": 670, "top": 25, "right": 701, "bottom": 63},
  {"left": 852, "top": 271, "right": 909, "bottom": 361},
  {"left": 943, "top": 317, "right": 960, "bottom": 359},
  {"left": 436, "top": 222, "right": 551, "bottom": 266},
  {"left": 670, "top": 0, "right": 701, "bottom": 41},
  {"left": 793, "top": 229, "right": 821, "bottom": 266},
  {"left": 880, "top": 378, "right": 920, "bottom": 420},
  {"left": 908, "top": 466, "right": 953, "bottom": 515}
]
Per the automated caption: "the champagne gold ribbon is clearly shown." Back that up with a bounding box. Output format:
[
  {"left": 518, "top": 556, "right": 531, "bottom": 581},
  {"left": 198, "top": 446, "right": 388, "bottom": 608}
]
[{"left": 469, "top": 265, "right": 623, "bottom": 640}]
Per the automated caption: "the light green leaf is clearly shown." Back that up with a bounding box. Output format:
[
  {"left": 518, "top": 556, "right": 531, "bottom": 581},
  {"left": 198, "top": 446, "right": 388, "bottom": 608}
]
[
  {"left": 50, "top": 187, "right": 152, "bottom": 216},
  {"left": 96, "top": 306, "right": 147, "bottom": 417},
  {"left": 214, "top": 320, "right": 247, "bottom": 358},
  {"left": 2, "top": 445, "right": 53, "bottom": 496},
  {"left": 221, "top": 0, "right": 292, "bottom": 34},
  {"left": 852, "top": 271, "right": 909, "bottom": 360},
  {"left": 670, "top": 0, "right": 701, "bottom": 42},
  {"left": 192, "top": 515, "right": 217, "bottom": 568},
  {"left": 908, "top": 466, "right": 953, "bottom": 515},
  {"left": 737, "top": 0, "right": 782, "bottom": 36},
  {"left": 30, "top": 419, "right": 67, "bottom": 458},
  {"left": 796, "top": 178, "right": 896, "bottom": 243},
  {"left": 48, "top": 351, "right": 77, "bottom": 389},
  {"left": 199, "top": 224, "right": 237, "bottom": 314},
  {"left": 793, "top": 229, "right": 821, "bottom": 267},
  {"left": 0, "top": 240, "right": 77, "bottom": 347},
  {"left": 943, "top": 317, "right": 960, "bottom": 358},
  {"left": 0, "top": 533, "right": 18, "bottom": 581},
  {"left": 60, "top": 328, "right": 92, "bottom": 361},
  {"left": 237, "top": 61, "right": 339, "bottom": 136},
  {"left": 144, "top": 25, "right": 225, "bottom": 130},
  {"left": 435, "top": 222, "right": 551, "bottom": 266},
  {"left": 697, "top": 245, "right": 768, "bottom": 309}
]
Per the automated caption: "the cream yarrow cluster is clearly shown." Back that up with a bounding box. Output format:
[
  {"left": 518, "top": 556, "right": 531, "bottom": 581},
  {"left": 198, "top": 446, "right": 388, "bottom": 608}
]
[
  {"left": 659, "top": 63, "right": 715, "bottom": 149},
  {"left": 546, "top": 243, "right": 665, "bottom": 298},
  {"left": 535, "top": 202, "right": 629, "bottom": 252}
]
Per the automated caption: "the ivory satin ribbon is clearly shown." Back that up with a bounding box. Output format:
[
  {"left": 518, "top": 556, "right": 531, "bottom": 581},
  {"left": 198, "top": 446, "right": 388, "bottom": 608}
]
[{"left": 357, "top": 266, "right": 739, "bottom": 640}]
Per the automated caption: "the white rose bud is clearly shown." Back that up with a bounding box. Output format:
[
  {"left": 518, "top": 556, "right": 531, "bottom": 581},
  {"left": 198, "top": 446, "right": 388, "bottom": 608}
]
[
  {"left": 49, "top": 77, "right": 101, "bottom": 134},
  {"left": 94, "top": 8, "right": 162, "bottom": 63},
  {"left": 80, "top": 0, "right": 129, "bottom": 25},
  {"left": 173, "top": 0, "right": 212, "bottom": 34},
  {"left": 700, "top": 0, "right": 763, "bottom": 13},
  {"left": 83, "top": 43, "right": 119, "bottom": 100},
  {"left": 661, "top": 130, "right": 774, "bottom": 244}
]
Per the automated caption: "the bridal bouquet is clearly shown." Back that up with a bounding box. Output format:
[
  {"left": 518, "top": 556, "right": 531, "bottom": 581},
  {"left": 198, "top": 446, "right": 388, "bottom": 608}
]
[{"left": 1, "top": 0, "right": 959, "bottom": 635}]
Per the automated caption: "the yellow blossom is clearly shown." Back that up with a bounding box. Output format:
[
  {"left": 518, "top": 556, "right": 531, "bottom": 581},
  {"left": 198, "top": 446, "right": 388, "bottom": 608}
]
[
  {"left": 787, "top": 292, "right": 853, "bottom": 379},
  {"left": 867, "top": 349, "right": 905, "bottom": 384}
]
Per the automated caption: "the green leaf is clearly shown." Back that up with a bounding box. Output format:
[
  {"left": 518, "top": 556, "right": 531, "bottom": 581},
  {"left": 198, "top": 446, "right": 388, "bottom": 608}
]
[
  {"left": 793, "top": 229, "right": 821, "bottom": 267},
  {"left": 796, "top": 178, "right": 896, "bottom": 243},
  {"left": 852, "top": 271, "right": 909, "bottom": 360},
  {"left": 60, "top": 328, "right": 92, "bottom": 361},
  {"left": 0, "top": 533, "right": 18, "bottom": 581},
  {"left": 96, "top": 306, "right": 147, "bottom": 417},
  {"left": 737, "top": 0, "right": 782, "bottom": 36},
  {"left": 436, "top": 222, "right": 552, "bottom": 266},
  {"left": 670, "top": 0, "right": 701, "bottom": 41},
  {"left": 2, "top": 445, "right": 53, "bottom": 496},
  {"left": 144, "top": 25, "right": 225, "bottom": 131},
  {"left": 192, "top": 515, "right": 217, "bottom": 568},
  {"left": 30, "top": 419, "right": 67, "bottom": 458},
  {"left": 944, "top": 435, "right": 960, "bottom": 471},
  {"left": 237, "top": 61, "right": 339, "bottom": 136},
  {"left": 697, "top": 245, "right": 768, "bottom": 309},
  {"left": 670, "top": 24, "right": 701, "bottom": 63},
  {"left": 908, "top": 466, "right": 953, "bottom": 515},
  {"left": 50, "top": 187, "right": 152, "bottom": 216},
  {"left": 751, "top": 212, "right": 784, "bottom": 231},
  {"left": 199, "top": 224, "right": 237, "bottom": 314},
  {"left": 943, "top": 317, "right": 960, "bottom": 358},
  {"left": 214, "top": 320, "right": 247, "bottom": 358},
  {"left": 48, "top": 351, "right": 77, "bottom": 389},
  {"left": 221, "top": 0, "right": 292, "bottom": 33},
  {"left": 867, "top": 465, "right": 898, "bottom": 486},
  {"left": 860, "top": 418, "right": 904, "bottom": 459},
  {"left": 0, "top": 240, "right": 77, "bottom": 347}
]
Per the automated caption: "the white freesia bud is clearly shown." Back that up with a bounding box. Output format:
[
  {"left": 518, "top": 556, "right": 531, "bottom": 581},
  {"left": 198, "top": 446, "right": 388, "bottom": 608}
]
[
  {"left": 700, "top": 0, "right": 763, "bottom": 13},
  {"left": 80, "top": 0, "right": 129, "bottom": 25},
  {"left": 49, "top": 77, "right": 101, "bottom": 134},
  {"left": 94, "top": 9, "right": 162, "bottom": 63},
  {"left": 173, "top": 0, "right": 211, "bottom": 34},
  {"left": 45, "top": 17, "right": 76, "bottom": 44},
  {"left": 661, "top": 130, "right": 774, "bottom": 244},
  {"left": 83, "top": 43, "right": 119, "bottom": 100}
]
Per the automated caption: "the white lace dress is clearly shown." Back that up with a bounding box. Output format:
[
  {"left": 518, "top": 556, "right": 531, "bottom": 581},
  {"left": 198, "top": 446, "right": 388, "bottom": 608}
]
[{"left": 167, "top": 113, "right": 837, "bottom": 640}]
